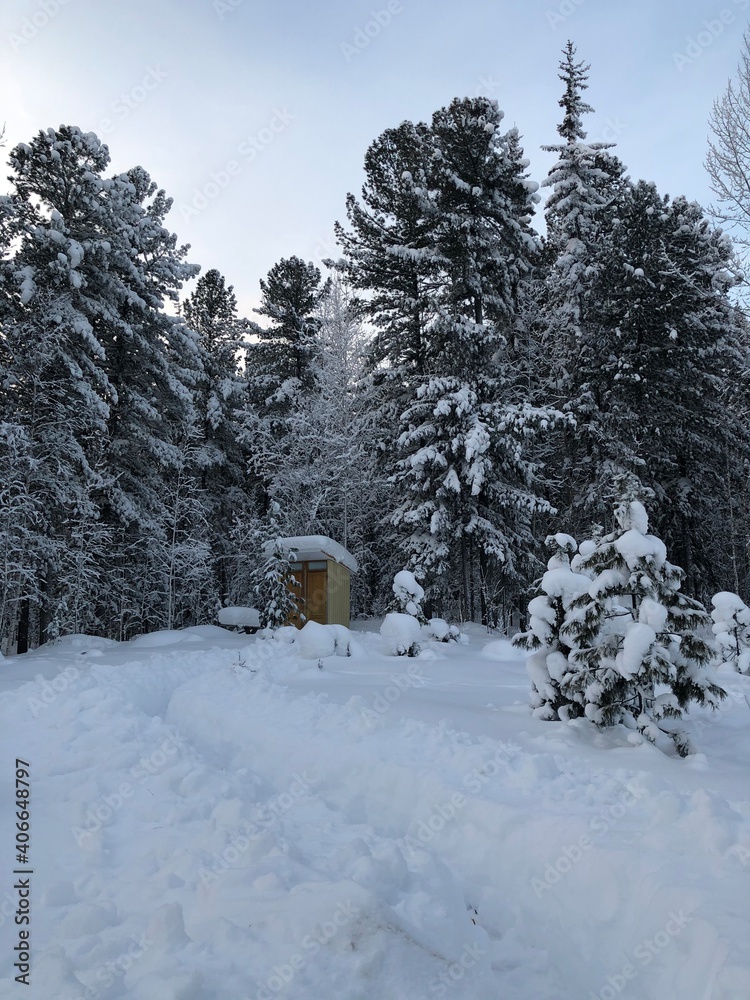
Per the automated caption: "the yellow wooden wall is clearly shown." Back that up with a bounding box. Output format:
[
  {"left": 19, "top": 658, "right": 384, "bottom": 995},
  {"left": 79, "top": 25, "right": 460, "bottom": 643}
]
[{"left": 326, "top": 560, "right": 350, "bottom": 627}]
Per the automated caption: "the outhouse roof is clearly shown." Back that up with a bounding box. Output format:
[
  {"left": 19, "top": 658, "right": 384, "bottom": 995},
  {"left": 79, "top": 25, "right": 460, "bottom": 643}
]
[{"left": 263, "top": 535, "right": 359, "bottom": 574}]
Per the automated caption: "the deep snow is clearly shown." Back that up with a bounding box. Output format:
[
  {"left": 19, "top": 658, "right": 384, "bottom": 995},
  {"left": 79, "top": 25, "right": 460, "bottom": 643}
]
[{"left": 0, "top": 622, "right": 748, "bottom": 999}]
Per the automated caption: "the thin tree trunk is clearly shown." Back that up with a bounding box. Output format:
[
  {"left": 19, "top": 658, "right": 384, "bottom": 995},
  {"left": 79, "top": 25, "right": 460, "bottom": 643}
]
[{"left": 17, "top": 597, "right": 29, "bottom": 655}]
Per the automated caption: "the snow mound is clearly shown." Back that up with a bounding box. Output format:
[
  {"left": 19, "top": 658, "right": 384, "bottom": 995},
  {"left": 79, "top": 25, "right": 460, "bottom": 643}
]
[
  {"left": 129, "top": 630, "right": 195, "bottom": 647},
  {"left": 218, "top": 606, "right": 261, "bottom": 628},
  {"left": 297, "top": 621, "right": 353, "bottom": 659},
  {"left": 381, "top": 613, "right": 422, "bottom": 656},
  {"left": 480, "top": 638, "right": 517, "bottom": 661},
  {"left": 37, "top": 634, "right": 119, "bottom": 653},
  {"left": 298, "top": 621, "right": 336, "bottom": 659}
]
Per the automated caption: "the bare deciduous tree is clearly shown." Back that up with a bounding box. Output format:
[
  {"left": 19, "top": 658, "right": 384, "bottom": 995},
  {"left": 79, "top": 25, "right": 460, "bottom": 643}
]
[{"left": 706, "top": 31, "right": 750, "bottom": 275}]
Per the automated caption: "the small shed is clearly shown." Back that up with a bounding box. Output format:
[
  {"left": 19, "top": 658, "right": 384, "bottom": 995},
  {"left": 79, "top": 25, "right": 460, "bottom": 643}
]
[{"left": 263, "top": 535, "right": 358, "bottom": 628}]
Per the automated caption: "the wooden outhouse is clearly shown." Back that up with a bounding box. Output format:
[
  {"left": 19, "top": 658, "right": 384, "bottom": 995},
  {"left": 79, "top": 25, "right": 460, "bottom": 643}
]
[{"left": 263, "top": 535, "right": 358, "bottom": 628}]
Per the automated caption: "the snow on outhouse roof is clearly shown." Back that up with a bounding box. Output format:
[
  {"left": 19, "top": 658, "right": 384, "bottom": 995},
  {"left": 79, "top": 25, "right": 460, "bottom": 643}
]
[{"left": 262, "top": 535, "right": 359, "bottom": 574}]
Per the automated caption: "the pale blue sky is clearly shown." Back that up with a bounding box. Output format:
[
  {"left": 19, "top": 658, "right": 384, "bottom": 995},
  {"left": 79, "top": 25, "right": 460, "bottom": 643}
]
[{"left": 1, "top": 0, "right": 747, "bottom": 313}]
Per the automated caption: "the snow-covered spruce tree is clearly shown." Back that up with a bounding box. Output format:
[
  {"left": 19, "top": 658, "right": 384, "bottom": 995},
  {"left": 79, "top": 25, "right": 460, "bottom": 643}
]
[
  {"left": 182, "top": 268, "right": 253, "bottom": 604},
  {"left": 3, "top": 130, "right": 119, "bottom": 646},
  {"left": 332, "top": 119, "right": 443, "bottom": 605},
  {"left": 392, "top": 569, "right": 426, "bottom": 620},
  {"left": 249, "top": 255, "right": 330, "bottom": 412},
  {"left": 711, "top": 592, "right": 750, "bottom": 674},
  {"left": 5, "top": 127, "right": 205, "bottom": 639},
  {"left": 99, "top": 164, "right": 201, "bottom": 635},
  {"left": 334, "top": 119, "right": 439, "bottom": 387},
  {"left": 561, "top": 499, "right": 725, "bottom": 755},
  {"left": 513, "top": 534, "right": 591, "bottom": 720},
  {"left": 253, "top": 506, "right": 303, "bottom": 628},
  {"left": 569, "top": 175, "right": 750, "bottom": 596},
  {"left": 538, "top": 42, "right": 631, "bottom": 537},
  {"left": 389, "top": 98, "right": 558, "bottom": 624}
]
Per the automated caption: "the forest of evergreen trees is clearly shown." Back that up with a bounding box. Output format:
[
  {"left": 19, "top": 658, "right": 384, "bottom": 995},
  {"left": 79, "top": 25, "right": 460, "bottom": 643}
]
[{"left": 2, "top": 42, "right": 749, "bottom": 652}]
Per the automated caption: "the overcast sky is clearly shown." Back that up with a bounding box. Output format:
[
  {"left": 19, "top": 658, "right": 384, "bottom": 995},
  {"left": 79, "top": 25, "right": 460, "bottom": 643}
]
[{"left": 1, "top": 0, "right": 748, "bottom": 314}]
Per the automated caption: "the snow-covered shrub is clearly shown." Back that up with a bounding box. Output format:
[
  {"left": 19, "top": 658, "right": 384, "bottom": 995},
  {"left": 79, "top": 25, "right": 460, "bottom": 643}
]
[
  {"left": 296, "top": 622, "right": 353, "bottom": 659},
  {"left": 562, "top": 500, "right": 725, "bottom": 756},
  {"left": 328, "top": 623, "right": 353, "bottom": 657},
  {"left": 513, "top": 534, "right": 591, "bottom": 720},
  {"left": 711, "top": 592, "right": 750, "bottom": 673},
  {"left": 422, "top": 617, "right": 462, "bottom": 642},
  {"left": 298, "top": 621, "right": 337, "bottom": 659},
  {"left": 392, "top": 570, "right": 425, "bottom": 620},
  {"left": 381, "top": 612, "right": 422, "bottom": 656}
]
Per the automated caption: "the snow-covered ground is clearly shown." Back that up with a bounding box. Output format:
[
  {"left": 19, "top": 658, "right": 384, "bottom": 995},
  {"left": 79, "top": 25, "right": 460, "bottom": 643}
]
[{"left": 0, "top": 622, "right": 749, "bottom": 999}]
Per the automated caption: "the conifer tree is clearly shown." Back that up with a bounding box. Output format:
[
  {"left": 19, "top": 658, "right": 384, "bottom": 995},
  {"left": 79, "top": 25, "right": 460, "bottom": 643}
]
[
  {"left": 252, "top": 255, "right": 329, "bottom": 400},
  {"left": 711, "top": 592, "right": 750, "bottom": 674},
  {"left": 539, "top": 43, "right": 629, "bottom": 535},
  {"left": 4, "top": 126, "right": 200, "bottom": 641},
  {"left": 561, "top": 498, "right": 725, "bottom": 755},
  {"left": 514, "top": 533, "right": 590, "bottom": 720},
  {"left": 253, "top": 505, "right": 302, "bottom": 628},
  {"left": 388, "top": 98, "right": 555, "bottom": 621},
  {"left": 182, "top": 268, "right": 252, "bottom": 603}
]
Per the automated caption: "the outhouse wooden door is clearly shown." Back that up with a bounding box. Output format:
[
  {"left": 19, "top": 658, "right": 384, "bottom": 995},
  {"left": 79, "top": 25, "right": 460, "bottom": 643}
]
[
  {"left": 288, "top": 560, "right": 328, "bottom": 625},
  {"left": 306, "top": 561, "right": 327, "bottom": 624}
]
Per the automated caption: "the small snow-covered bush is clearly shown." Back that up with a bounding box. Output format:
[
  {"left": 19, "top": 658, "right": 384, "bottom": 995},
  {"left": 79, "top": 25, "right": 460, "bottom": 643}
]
[
  {"left": 381, "top": 612, "right": 422, "bottom": 656},
  {"left": 392, "top": 570, "right": 425, "bottom": 620},
  {"left": 297, "top": 621, "right": 336, "bottom": 659},
  {"left": 711, "top": 592, "right": 750, "bottom": 674},
  {"left": 328, "top": 623, "right": 353, "bottom": 657},
  {"left": 297, "top": 621, "right": 353, "bottom": 659},
  {"left": 422, "top": 618, "right": 462, "bottom": 642}
]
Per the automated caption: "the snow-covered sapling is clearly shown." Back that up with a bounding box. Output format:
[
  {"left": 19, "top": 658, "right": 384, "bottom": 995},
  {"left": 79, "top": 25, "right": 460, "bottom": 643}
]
[
  {"left": 514, "top": 534, "right": 591, "bottom": 720},
  {"left": 711, "top": 592, "right": 750, "bottom": 674},
  {"left": 255, "top": 536, "right": 302, "bottom": 629},
  {"left": 392, "top": 570, "right": 426, "bottom": 621},
  {"left": 562, "top": 500, "right": 725, "bottom": 756}
]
